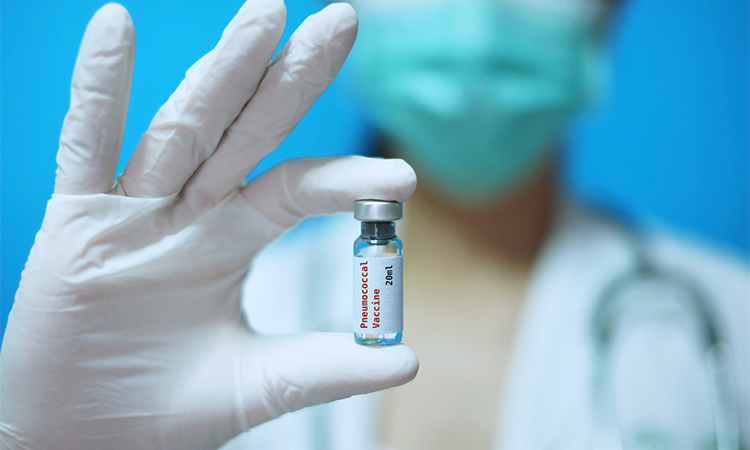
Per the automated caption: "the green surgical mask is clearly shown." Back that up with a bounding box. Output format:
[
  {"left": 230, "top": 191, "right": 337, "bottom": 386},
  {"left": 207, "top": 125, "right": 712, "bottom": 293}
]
[{"left": 348, "top": 0, "right": 600, "bottom": 202}]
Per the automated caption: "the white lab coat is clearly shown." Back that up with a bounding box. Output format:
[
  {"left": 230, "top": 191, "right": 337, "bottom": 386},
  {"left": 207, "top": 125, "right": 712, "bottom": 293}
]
[{"left": 221, "top": 203, "right": 749, "bottom": 450}]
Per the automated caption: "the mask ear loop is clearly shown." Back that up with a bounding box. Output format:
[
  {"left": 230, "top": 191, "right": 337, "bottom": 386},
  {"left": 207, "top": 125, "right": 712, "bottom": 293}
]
[
  {"left": 578, "top": 0, "right": 620, "bottom": 109},
  {"left": 590, "top": 235, "right": 741, "bottom": 450}
]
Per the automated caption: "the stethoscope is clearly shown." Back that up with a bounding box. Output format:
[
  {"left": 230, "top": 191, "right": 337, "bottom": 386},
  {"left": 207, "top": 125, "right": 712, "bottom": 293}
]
[{"left": 590, "top": 232, "right": 742, "bottom": 450}]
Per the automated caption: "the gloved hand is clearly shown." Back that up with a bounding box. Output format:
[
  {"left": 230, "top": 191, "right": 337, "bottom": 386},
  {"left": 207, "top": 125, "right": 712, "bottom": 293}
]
[{"left": 0, "top": 2, "right": 418, "bottom": 449}]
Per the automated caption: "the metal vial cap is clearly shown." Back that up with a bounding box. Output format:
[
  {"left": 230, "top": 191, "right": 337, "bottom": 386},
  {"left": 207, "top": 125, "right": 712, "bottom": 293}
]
[{"left": 354, "top": 200, "right": 402, "bottom": 222}]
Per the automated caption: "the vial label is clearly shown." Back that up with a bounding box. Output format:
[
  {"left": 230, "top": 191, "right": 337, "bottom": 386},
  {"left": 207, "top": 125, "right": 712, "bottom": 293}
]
[{"left": 353, "top": 256, "right": 403, "bottom": 334}]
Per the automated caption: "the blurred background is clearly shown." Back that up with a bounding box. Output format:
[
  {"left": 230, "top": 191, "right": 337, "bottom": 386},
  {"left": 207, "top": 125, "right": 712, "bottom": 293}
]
[{"left": 1, "top": 0, "right": 748, "bottom": 341}]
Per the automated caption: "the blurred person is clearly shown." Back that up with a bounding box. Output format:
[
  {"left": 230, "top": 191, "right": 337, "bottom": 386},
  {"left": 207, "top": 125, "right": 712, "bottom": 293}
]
[
  {"left": 233, "top": 0, "right": 749, "bottom": 449},
  {"left": 1, "top": 1, "right": 747, "bottom": 450}
]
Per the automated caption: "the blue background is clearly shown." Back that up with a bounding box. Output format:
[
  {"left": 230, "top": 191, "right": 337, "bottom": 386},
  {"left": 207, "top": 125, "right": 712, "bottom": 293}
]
[{"left": 2, "top": 0, "right": 748, "bottom": 340}]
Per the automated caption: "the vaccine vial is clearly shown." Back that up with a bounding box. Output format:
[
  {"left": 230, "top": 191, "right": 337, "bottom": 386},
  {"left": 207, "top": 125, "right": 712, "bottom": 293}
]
[{"left": 353, "top": 200, "right": 404, "bottom": 346}]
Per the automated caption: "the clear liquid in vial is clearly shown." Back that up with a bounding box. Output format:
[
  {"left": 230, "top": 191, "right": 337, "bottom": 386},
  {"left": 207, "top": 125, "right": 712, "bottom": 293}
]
[{"left": 353, "top": 226, "right": 403, "bottom": 346}]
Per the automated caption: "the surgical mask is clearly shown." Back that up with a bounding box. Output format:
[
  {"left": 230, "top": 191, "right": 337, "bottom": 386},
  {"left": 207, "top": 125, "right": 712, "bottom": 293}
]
[{"left": 348, "top": 0, "right": 601, "bottom": 201}]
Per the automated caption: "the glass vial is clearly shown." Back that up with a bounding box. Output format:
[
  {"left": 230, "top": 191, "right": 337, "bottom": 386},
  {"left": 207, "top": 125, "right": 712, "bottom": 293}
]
[{"left": 353, "top": 200, "right": 404, "bottom": 346}]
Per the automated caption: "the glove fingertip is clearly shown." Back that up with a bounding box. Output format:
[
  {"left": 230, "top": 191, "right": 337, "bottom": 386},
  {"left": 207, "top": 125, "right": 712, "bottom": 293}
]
[
  {"left": 91, "top": 3, "right": 135, "bottom": 37},
  {"left": 382, "top": 158, "right": 418, "bottom": 202},
  {"left": 241, "top": 333, "right": 419, "bottom": 428},
  {"left": 324, "top": 2, "right": 359, "bottom": 34},
  {"left": 390, "top": 344, "right": 420, "bottom": 386}
]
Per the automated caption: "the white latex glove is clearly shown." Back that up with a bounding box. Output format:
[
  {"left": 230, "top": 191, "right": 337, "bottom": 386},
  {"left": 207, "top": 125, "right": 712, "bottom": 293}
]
[{"left": 0, "top": 2, "right": 418, "bottom": 449}]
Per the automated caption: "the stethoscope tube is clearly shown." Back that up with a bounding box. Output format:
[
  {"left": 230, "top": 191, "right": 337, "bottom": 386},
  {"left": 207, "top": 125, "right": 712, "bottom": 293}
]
[{"left": 590, "top": 239, "right": 741, "bottom": 450}]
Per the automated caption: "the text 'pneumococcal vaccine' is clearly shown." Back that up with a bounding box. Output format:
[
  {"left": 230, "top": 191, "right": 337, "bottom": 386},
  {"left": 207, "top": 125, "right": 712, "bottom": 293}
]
[{"left": 353, "top": 200, "right": 403, "bottom": 346}]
